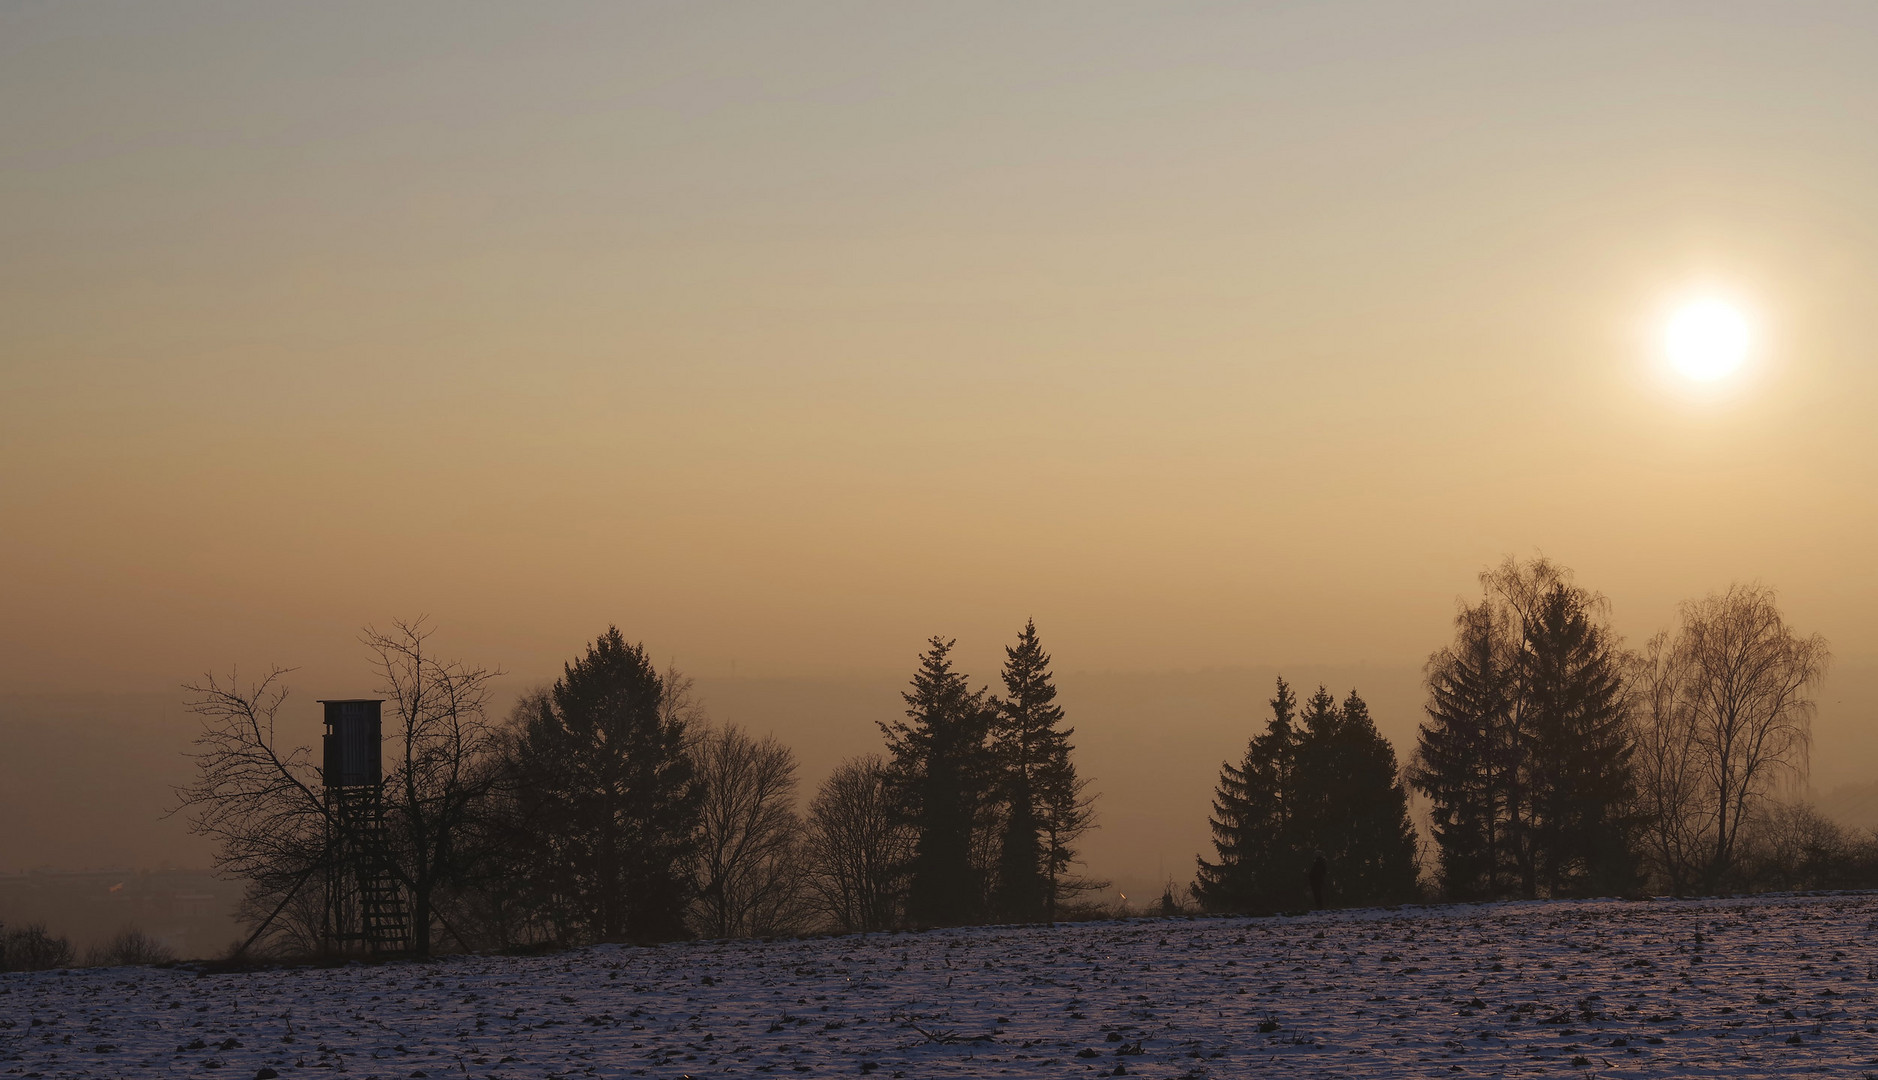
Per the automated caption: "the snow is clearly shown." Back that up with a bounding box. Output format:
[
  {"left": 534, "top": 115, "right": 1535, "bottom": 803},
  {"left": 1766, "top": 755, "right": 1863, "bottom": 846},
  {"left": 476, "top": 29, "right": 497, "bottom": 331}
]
[{"left": 7, "top": 893, "right": 1878, "bottom": 1078}]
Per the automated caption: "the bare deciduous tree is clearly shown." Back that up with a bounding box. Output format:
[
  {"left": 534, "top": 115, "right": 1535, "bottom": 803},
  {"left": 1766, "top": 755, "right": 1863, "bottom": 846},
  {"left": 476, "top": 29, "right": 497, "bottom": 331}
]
[
  {"left": 1677, "top": 584, "right": 1829, "bottom": 890},
  {"left": 175, "top": 621, "right": 503, "bottom": 958},
  {"left": 662, "top": 664, "right": 710, "bottom": 733},
  {"left": 690, "top": 723, "right": 806, "bottom": 938},
  {"left": 1629, "top": 632, "right": 1708, "bottom": 893},
  {"left": 802, "top": 755, "right": 913, "bottom": 933},
  {"left": 446, "top": 687, "right": 558, "bottom": 950},
  {"left": 365, "top": 618, "right": 503, "bottom": 956},
  {"left": 1631, "top": 584, "right": 1829, "bottom": 893},
  {"left": 173, "top": 668, "right": 331, "bottom": 954}
]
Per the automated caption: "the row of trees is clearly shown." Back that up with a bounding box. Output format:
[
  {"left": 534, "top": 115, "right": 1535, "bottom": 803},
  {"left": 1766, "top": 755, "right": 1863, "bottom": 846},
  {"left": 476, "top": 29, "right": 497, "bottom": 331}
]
[
  {"left": 177, "top": 619, "right": 1097, "bottom": 957},
  {"left": 1194, "top": 681, "right": 1421, "bottom": 912},
  {"left": 1409, "top": 559, "right": 1637, "bottom": 900},
  {"left": 1195, "top": 558, "right": 1835, "bottom": 910},
  {"left": 1412, "top": 558, "right": 1829, "bottom": 900},
  {"left": 882, "top": 624, "right": 1098, "bottom": 928},
  {"left": 180, "top": 560, "right": 1839, "bottom": 955}
]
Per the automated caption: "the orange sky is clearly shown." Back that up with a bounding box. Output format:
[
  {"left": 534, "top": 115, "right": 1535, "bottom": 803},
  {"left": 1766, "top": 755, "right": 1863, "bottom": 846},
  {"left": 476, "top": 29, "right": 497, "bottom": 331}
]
[{"left": 4, "top": 4, "right": 1877, "bottom": 882}]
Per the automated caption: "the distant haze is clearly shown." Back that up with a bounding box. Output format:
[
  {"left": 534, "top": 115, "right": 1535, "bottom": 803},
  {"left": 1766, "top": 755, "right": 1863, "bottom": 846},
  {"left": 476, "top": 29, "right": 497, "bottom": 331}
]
[{"left": 4, "top": 5, "right": 1877, "bottom": 889}]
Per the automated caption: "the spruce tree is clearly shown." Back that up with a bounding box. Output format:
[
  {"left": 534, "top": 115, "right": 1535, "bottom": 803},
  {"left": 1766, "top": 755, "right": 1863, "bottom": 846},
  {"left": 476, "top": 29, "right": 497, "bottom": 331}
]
[
  {"left": 1523, "top": 584, "right": 1637, "bottom": 896},
  {"left": 1249, "top": 678, "right": 1302, "bottom": 870},
  {"left": 990, "top": 620, "right": 1085, "bottom": 923},
  {"left": 1414, "top": 559, "right": 1640, "bottom": 901},
  {"left": 1291, "top": 685, "right": 1343, "bottom": 857},
  {"left": 1411, "top": 602, "right": 1518, "bottom": 900},
  {"left": 1193, "top": 740, "right": 1257, "bottom": 910},
  {"left": 879, "top": 637, "right": 994, "bottom": 927},
  {"left": 1195, "top": 679, "right": 1301, "bottom": 913},
  {"left": 1202, "top": 678, "right": 1421, "bottom": 912},
  {"left": 510, "top": 628, "right": 703, "bottom": 943},
  {"left": 1305, "top": 690, "right": 1421, "bottom": 905}
]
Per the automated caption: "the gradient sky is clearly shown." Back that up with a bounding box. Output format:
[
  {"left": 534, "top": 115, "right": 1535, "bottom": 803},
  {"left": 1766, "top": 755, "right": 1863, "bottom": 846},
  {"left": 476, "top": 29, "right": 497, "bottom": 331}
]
[{"left": 5, "top": 4, "right": 1878, "bottom": 879}]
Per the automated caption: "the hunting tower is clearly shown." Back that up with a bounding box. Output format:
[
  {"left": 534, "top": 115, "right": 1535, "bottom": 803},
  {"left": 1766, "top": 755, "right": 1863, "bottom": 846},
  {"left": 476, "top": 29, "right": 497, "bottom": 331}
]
[{"left": 319, "top": 699, "right": 409, "bottom": 956}]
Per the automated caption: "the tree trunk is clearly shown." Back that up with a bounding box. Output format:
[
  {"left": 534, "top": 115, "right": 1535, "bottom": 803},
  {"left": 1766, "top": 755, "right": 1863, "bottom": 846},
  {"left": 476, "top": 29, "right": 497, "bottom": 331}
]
[{"left": 411, "top": 882, "right": 432, "bottom": 957}]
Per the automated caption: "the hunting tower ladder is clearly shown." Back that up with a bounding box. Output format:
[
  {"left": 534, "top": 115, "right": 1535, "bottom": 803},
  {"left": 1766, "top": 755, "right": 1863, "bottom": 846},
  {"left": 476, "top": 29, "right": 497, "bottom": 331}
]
[{"left": 320, "top": 699, "right": 410, "bottom": 957}]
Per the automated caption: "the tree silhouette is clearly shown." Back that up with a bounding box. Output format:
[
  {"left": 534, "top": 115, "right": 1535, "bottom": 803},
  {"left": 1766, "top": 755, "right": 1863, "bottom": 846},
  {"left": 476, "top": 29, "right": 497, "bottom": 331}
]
[
  {"left": 690, "top": 723, "right": 805, "bottom": 938},
  {"left": 1629, "top": 633, "right": 1707, "bottom": 893},
  {"left": 1200, "top": 678, "right": 1417, "bottom": 911},
  {"left": 1522, "top": 585, "right": 1637, "bottom": 895},
  {"left": 880, "top": 637, "right": 995, "bottom": 927},
  {"left": 1652, "top": 586, "right": 1825, "bottom": 890},
  {"left": 1414, "top": 558, "right": 1640, "bottom": 900},
  {"left": 990, "top": 620, "right": 1090, "bottom": 923},
  {"left": 1412, "top": 601, "right": 1520, "bottom": 899},
  {"left": 364, "top": 618, "right": 502, "bottom": 957},
  {"left": 802, "top": 755, "right": 913, "bottom": 933},
  {"left": 1195, "top": 678, "right": 1301, "bottom": 912},
  {"left": 1296, "top": 689, "right": 1421, "bottom": 905},
  {"left": 507, "top": 628, "right": 703, "bottom": 943},
  {"left": 174, "top": 667, "right": 332, "bottom": 952}
]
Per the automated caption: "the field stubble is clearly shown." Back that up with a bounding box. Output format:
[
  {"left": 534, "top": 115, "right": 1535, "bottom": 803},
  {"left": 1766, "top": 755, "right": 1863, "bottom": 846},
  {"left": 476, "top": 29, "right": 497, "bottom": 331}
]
[{"left": 6, "top": 893, "right": 1878, "bottom": 1078}]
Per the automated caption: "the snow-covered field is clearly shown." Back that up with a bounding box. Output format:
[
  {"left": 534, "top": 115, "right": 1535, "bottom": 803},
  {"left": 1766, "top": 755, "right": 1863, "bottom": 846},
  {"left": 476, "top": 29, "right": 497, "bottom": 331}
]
[{"left": 8, "top": 893, "right": 1878, "bottom": 1079}]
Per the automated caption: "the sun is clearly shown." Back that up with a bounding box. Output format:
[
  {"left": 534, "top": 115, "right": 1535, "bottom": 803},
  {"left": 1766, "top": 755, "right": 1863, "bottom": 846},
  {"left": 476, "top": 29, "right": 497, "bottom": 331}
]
[{"left": 1663, "top": 297, "right": 1751, "bottom": 382}]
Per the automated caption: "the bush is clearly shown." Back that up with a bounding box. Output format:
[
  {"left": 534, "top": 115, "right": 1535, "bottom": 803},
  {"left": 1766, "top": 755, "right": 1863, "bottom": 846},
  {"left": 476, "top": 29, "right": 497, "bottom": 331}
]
[
  {"left": 1733, "top": 802, "right": 1878, "bottom": 893},
  {"left": 1159, "top": 880, "right": 1197, "bottom": 917},
  {"left": 1, "top": 923, "right": 75, "bottom": 972},
  {"left": 85, "top": 926, "right": 176, "bottom": 967}
]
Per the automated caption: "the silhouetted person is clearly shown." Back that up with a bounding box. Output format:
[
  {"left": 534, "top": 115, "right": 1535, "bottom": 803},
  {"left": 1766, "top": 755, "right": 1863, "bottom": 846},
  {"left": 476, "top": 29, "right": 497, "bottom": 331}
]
[{"left": 1308, "top": 850, "right": 1328, "bottom": 909}]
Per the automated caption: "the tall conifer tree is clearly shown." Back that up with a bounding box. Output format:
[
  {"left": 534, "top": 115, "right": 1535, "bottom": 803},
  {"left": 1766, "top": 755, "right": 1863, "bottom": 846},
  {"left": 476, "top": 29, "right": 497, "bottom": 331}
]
[
  {"left": 1297, "top": 690, "right": 1421, "bottom": 905},
  {"left": 1195, "top": 679, "right": 1301, "bottom": 912},
  {"left": 990, "top": 620, "right": 1085, "bottom": 923},
  {"left": 1413, "top": 559, "right": 1639, "bottom": 901},
  {"left": 1291, "top": 685, "right": 1343, "bottom": 853},
  {"left": 880, "top": 637, "right": 994, "bottom": 927},
  {"left": 1412, "top": 602, "right": 1518, "bottom": 900},
  {"left": 1201, "top": 677, "right": 1422, "bottom": 912},
  {"left": 1194, "top": 737, "right": 1257, "bottom": 910},
  {"left": 1523, "top": 584, "right": 1637, "bottom": 895},
  {"left": 510, "top": 628, "right": 703, "bottom": 943}
]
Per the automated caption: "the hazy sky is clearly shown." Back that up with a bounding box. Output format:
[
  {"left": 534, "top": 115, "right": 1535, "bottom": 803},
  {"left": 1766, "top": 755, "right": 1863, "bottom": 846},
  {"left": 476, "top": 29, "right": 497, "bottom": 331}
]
[{"left": 5, "top": 4, "right": 1876, "bottom": 800}]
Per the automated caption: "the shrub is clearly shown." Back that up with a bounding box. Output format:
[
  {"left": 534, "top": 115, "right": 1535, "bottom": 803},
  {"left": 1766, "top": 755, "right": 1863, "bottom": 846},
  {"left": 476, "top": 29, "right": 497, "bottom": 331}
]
[
  {"left": 85, "top": 926, "right": 176, "bottom": 967},
  {"left": 1, "top": 923, "right": 75, "bottom": 972}
]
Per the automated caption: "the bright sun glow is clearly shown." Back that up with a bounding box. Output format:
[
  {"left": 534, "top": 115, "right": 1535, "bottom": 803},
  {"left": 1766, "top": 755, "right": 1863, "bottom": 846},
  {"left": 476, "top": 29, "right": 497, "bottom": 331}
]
[{"left": 1663, "top": 297, "right": 1751, "bottom": 382}]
